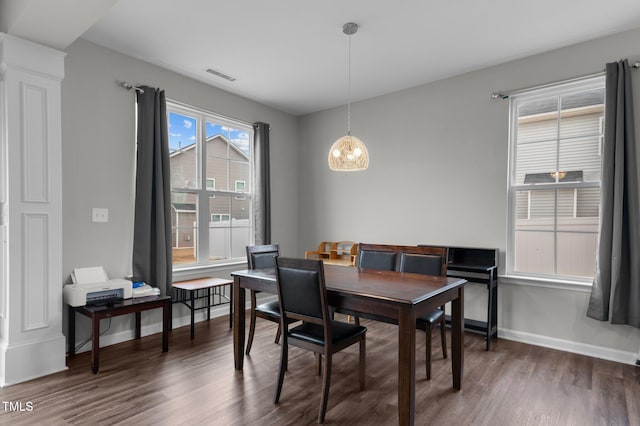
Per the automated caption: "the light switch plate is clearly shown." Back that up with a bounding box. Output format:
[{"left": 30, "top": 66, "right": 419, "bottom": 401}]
[{"left": 92, "top": 208, "right": 109, "bottom": 223}]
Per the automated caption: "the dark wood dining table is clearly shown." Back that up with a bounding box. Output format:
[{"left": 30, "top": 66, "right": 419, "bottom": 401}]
[{"left": 231, "top": 264, "right": 467, "bottom": 426}]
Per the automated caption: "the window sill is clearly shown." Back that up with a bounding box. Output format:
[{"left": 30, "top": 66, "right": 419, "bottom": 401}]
[
  {"left": 499, "top": 274, "right": 593, "bottom": 293},
  {"left": 173, "top": 260, "right": 247, "bottom": 281}
]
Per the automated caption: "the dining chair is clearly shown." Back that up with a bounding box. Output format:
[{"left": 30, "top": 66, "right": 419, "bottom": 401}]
[
  {"left": 245, "top": 244, "right": 296, "bottom": 355},
  {"left": 273, "top": 257, "right": 367, "bottom": 424},
  {"left": 399, "top": 251, "right": 448, "bottom": 380},
  {"left": 357, "top": 249, "right": 396, "bottom": 271},
  {"left": 348, "top": 246, "right": 398, "bottom": 325}
]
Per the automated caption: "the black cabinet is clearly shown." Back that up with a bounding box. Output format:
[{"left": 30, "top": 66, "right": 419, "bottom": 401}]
[{"left": 446, "top": 247, "right": 498, "bottom": 350}]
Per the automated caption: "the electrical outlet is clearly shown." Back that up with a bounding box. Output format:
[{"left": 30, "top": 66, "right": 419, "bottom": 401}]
[{"left": 92, "top": 208, "right": 109, "bottom": 223}]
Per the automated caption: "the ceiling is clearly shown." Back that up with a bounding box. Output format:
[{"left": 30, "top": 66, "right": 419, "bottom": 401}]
[{"left": 30, "top": 1, "right": 640, "bottom": 115}]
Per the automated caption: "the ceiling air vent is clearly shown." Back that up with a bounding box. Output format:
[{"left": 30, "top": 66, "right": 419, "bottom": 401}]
[{"left": 205, "top": 67, "right": 236, "bottom": 82}]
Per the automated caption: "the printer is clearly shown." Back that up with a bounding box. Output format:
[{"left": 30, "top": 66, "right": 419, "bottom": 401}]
[{"left": 63, "top": 266, "right": 132, "bottom": 307}]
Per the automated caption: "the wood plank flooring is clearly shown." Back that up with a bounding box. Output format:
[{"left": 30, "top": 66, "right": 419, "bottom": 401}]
[{"left": 1, "top": 314, "right": 638, "bottom": 425}]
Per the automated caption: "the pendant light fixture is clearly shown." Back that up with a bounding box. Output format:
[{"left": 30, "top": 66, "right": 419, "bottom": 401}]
[{"left": 328, "top": 22, "right": 369, "bottom": 172}]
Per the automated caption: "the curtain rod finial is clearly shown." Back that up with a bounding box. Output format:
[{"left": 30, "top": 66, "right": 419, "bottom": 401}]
[{"left": 491, "top": 92, "right": 508, "bottom": 100}]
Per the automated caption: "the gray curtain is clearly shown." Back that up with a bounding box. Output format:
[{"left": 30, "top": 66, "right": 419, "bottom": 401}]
[
  {"left": 132, "top": 86, "right": 172, "bottom": 296},
  {"left": 587, "top": 59, "right": 640, "bottom": 327},
  {"left": 253, "top": 122, "right": 271, "bottom": 245}
]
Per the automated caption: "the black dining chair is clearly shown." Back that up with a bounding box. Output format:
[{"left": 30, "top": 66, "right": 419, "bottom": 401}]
[
  {"left": 274, "top": 257, "right": 367, "bottom": 424},
  {"left": 357, "top": 249, "right": 397, "bottom": 271},
  {"left": 245, "top": 244, "right": 296, "bottom": 355},
  {"left": 399, "top": 251, "right": 448, "bottom": 380},
  {"left": 347, "top": 249, "right": 398, "bottom": 325}
]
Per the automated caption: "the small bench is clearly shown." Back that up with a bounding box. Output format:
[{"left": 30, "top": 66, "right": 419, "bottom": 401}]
[{"left": 173, "top": 277, "right": 233, "bottom": 339}]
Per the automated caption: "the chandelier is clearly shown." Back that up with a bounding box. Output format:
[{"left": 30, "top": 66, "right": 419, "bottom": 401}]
[{"left": 328, "top": 23, "right": 369, "bottom": 172}]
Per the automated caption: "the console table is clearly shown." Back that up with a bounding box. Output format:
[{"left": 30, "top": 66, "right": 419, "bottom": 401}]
[{"left": 67, "top": 295, "right": 171, "bottom": 373}]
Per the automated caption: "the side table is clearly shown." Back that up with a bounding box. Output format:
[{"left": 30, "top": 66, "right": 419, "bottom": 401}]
[
  {"left": 68, "top": 295, "right": 171, "bottom": 374},
  {"left": 173, "top": 277, "right": 233, "bottom": 339}
]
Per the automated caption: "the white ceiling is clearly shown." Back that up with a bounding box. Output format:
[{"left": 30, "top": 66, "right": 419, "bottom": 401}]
[{"left": 79, "top": 0, "right": 640, "bottom": 116}]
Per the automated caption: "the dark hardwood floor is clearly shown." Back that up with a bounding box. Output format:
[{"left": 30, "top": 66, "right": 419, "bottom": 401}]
[{"left": 1, "top": 313, "right": 639, "bottom": 425}]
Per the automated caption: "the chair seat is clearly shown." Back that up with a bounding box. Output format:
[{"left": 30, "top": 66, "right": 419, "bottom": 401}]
[
  {"left": 416, "top": 308, "right": 444, "bottom": 326},
  {"left": 255, "top": 300, "right": 282, "bottom": 317},
  {"left": 289, "top": 320, "right": 366, "bottom": 345},
  {"left": 255, "top": 300, "right": 297, "bottom": 324}
]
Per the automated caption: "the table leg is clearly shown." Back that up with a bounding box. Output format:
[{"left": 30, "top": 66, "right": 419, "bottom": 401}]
[
  {"left": 207, "top": 288, "right": 211, "bottom": 321},
  {"left": 397, "top": 307, "right": 416, "bottom": 426},
  {"left": 68, "top": 305, "right": 76, "bottom": 355},
  {"left": 91, "top": 315, "right": 100, "bottom": 374},
  {"left": 233, "top": 276, "right": 245, "bottom": 370},
  {"left": 229, "top": 283, "right": 233, "bottom": 329},
  {"left": 189, "top": 290, "right": 195, "bottom": 340},
  {"left": 451, "top": 286, "right": 465, "bottom": 390},
  {"left": 135, "top": 312, "right": 141, "bottom": 339},
  {"left": 162, "top": 299, "right": 169, "bottom": 352},
  {"left": 486, "top": 278, "right": 493, "bottom": 351}
]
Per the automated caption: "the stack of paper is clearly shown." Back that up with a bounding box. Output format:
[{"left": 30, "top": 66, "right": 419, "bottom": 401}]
[{"left": 132, "top": 284, "right": 161, "bottom": 298}]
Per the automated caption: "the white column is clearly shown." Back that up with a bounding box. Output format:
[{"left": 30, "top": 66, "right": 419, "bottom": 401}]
[{"left": 0, "top": 33, "right": 66, "bottom": 386}]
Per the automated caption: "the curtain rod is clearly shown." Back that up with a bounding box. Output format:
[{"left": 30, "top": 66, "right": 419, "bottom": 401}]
[
  {"left": 490, "top": 61, "right": 640, "bottom": 100},
  {"left": 119, "top": 81, "right": 144, "bottom": 94}
]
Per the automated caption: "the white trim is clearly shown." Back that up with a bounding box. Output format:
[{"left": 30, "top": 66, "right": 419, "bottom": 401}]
[
  {"left": 172, "top": 260, "right": 246, "bottom": 281},
  {"left": 500, "top": 274, "right": 592, "bottom": 292},
  {"left": 499, "top": 327, "right": 639, "bottom": 366}
]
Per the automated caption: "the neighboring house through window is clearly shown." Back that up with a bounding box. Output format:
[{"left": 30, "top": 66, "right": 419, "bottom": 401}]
[
  {"left": 206, "top": 178, "right": 215, "bottom": 190},
  {"left": 168, "top": 102, "right": 253, "bottom": 268},
  {"left": 507, "top": 76, "right": 605, "bottom": 281},
  {"left": 211, "top": 213, "right": 231, "bottom": 222}
]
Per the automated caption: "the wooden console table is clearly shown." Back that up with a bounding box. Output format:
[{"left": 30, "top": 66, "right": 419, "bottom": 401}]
[{"left": 67, "top": 295, "right": 171, "bottom": 373}]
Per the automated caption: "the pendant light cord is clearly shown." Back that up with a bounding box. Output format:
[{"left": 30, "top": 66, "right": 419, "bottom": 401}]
[{"left": 347, "top": 32, "right": 352, "bottom": 136}]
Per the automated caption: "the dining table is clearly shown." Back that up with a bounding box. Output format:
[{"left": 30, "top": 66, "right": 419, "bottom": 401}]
[{"left": 231, "top": 264, "right": 467, "bottom": 426}]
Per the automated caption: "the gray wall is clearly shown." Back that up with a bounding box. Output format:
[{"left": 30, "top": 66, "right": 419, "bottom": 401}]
[
  {"left": 61, "top": 38, "right": 299, "bottom": 340},
  {"left": 61, "top": 29, "right": 640, "bottom": 360},
  {"left": 298, "top": 28, "right": 640, "bottom": 358}
]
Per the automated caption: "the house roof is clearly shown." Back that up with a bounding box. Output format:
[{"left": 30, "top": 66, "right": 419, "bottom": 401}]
[
  {"left": 169, "top": 134, "right": 249, "bottom": 160},
  {"left": 172, "top": 203, "right": 196, "bottom": 212}
]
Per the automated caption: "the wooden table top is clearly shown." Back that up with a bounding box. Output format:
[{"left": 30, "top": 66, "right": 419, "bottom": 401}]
[
  {"left": 232, "top": 265, "right": 466, "bottom": 306},
  {"left": 173, "top": 277, "right": 233, "bottom": 291}
]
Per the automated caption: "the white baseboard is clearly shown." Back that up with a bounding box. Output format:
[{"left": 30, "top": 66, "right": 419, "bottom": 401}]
[
  {"left": 1, "top": 334, "right": 67, "bottom": 386},
  {"left": 498, "top": 327, "right": 639, "bottom": 366}
]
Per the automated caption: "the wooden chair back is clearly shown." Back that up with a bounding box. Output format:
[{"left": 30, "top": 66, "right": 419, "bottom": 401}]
[
  {"left": 357, "top": 243, "right": 448, "bottom": 276},
  {"left": 246, "top": 244, "right": 280, "bottom": 269}
]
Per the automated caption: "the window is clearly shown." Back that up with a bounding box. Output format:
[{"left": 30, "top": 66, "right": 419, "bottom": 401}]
[
  {"left": 211, "top": 213, "right": 230, "bottom": 222},
  {"left": 507, "top": 76, "right": 605, "bottom": 281},
  {"left": 168, "top": 102, "right": 253, "bottom": 268}
]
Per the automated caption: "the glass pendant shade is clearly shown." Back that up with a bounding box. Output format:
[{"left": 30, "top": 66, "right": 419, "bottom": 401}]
[{"left": 328, "top": 134, "right": 369, "bottom": 171}]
